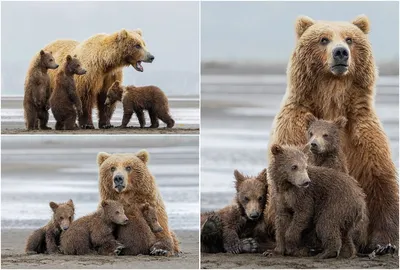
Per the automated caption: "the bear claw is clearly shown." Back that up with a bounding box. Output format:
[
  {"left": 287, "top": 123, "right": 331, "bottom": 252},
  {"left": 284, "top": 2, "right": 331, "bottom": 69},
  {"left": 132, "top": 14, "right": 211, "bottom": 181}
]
[
  {"left": 81, "top": 124, "right": 94, "bottom": 129},
  {"left": 150, "top": 248, "right": 168, "bottom": 256},
  {"left": 240, "top": 238, "right": 258, "bottom": 253}
]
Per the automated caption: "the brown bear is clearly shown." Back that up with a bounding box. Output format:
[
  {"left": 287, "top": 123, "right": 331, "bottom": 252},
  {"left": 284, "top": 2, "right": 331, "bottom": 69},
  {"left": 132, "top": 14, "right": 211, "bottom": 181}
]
[
  {"left": 116, "top": 202, "right": 165, "bottom": 255},
  {"left": 201, "top": 169, "right": 274, "bottom": 254},
  {"left": 49, "top": 55, "right": 86, "bottom": 130},
  {"left": 105, "top": 81, "right": 175, "bottom": 128},
  {"left": 23, "top": 50, "right": 59, "bottom": 130},
  {"left": 267, "top": 15, "right": 399, "bottom": 251},
  {"left": 97, "top": 150, "right": 179, "bottom": 256},
  {"left": 25, "top": 199, "right": 74, "bottom": 254},
  {"left": 305, "top": 114, "right": 348, "bottom": 173},
  {"left": 60, "top": 200, "right": 128, "bottom": 255},
  {"left": 43, "top": 29, "right": 154, "bottom": 129},
  {"left": 268, "top": 144, "right": 368, "bottom": 259}
]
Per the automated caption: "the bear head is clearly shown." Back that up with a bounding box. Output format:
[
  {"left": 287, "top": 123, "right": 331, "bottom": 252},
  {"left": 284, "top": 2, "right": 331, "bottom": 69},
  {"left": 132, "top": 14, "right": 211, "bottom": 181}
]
[
  {"left": 65, "top": 55, "right": 87, "bottom": 76},
  {"left": 100, "top": 200, "right": 129, "bottom": 225},
  {"left": 39, "top": 50, "right": 59, "bottom": 70},
  {"left": 234, "top": 168, "right": 268, "bottom": 221},
  {"left": 49, "top": 199, "right": 75, "bottom": 231},
  {"left": 140, "top": 202, "right": 163, "bottom": 233},
  {"left": 105, "top": 81, "right": 124, "bottom": 106}
]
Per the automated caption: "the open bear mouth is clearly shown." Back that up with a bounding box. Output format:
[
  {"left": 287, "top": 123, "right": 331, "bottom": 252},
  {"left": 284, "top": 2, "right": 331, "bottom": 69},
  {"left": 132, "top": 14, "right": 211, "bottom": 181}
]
[{"left": 133, "top": 61, "right": 144, "bottom": 72}]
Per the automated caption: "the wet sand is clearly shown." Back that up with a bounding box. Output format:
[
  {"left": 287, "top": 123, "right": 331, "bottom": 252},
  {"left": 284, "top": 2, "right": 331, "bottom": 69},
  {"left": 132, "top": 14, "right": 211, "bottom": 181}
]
[
  {"left": 1, "top": 96, "right": 199, "bottom": 134},
  {"left": 1, "top": 229, "right": 199, "bottom": 269}
]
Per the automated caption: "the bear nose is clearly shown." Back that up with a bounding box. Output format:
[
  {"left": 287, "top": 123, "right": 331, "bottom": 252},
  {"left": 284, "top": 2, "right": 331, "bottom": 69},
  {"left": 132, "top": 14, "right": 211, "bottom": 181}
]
[
  {"left": 301, "top": 180, "right": 311, "bottom": 187},
  {"left": 333, "top": 47, "right": 349, "bottom": 62},
  {"left": 250, "top": 212, "right": 260, "bottom": 219},
  {"left": 310, "top": 142, "right": 318, "bottom": 148},
  {"left": 114, "top": 175, "right": 124, "bottom": 185},
  {"left": 148, "top": 54, "right": 155, "bottom": 62},
  {"left": 55, "top": 64, "right": 59, "bottom": 68}
]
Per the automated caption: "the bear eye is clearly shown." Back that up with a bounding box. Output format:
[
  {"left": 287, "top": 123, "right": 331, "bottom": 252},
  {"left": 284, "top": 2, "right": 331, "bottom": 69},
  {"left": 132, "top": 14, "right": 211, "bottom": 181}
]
[
  {"left": 60, "top": 217, "right": 64, "bottom": 220},
  {"left": 111, "top": 167, "right": 116, "bottom": 172},
  {"left": 309, "top": 132, "right": 313, "bottom": 137},
  {"left": 116, "top": 211, "right": 120, "bottom": 214},
  {"left": 291, "top": 165, "right": 298, "bottom": 171},
  {"left": 126, "top": 166, "right": 132, "bottom": 172},
  {"left": 258, "top": 196, "right": 263, "bottom": 201},
  {"left": 135, "top": 44, "right": 141, "bottom": 49},
  {"left": 244, "top": 196, "right": 249, "bottom": 202},
  {"left": 323, "top": 134, "right": 329, "bottom": 138},
  {"left": 49, "top": 59, "right": 53, "bottom": 62},
  {"left": 345, "top": 37, "right": 353, "bottom": 45},
  {"left": 320, "top": 37, "right": 330, "bottom": 45}
]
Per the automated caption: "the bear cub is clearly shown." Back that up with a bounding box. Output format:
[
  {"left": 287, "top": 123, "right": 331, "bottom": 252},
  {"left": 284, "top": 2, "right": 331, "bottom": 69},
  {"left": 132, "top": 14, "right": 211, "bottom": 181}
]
[
  {"left": 50, "top": 55, "right": 86, "bottom": 130},
  {"left": 201, "top": 169, "right": 270, "bottom": 254},
  {"left": 116, "top": 202, "right": 164, "bottom": 256},
  {"left": 24, "top": 50, "right": 59, "bottom": 130},
  {"left": 25, "top": 199, "right": 75, "bottom": 254},
  {"left": 60, "top": 200, "right": 128, "bottom": 255},
  {"left": 268, "top": 144, "right": 367, "bottom": 259},
  {"left": 305, "top": 113, "right": 348, "bottom": 173},
  {"left": 104, "top": 81, "right": 175, "bottom": 129}
]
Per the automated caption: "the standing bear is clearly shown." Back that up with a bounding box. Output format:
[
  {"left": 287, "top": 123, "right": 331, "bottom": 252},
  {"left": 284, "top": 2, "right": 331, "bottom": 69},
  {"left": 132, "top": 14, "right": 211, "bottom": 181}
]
[
  {"left": 23, "top": 50, "right": 59, "bottom": 130},
  {"left": 266, "top": 15, "right": 399, "bottom": 252},
  {"left": 105, "top": 81, "right": 175, "bottom": 128},
  {"left": 97, "top": 150, "right": 180, "bottom": 256},
  {"left": 50, "top": 55, "right": 86, "bottom": 130},
  {"left": 43, "top": 29, "right": 154, "bottom": 129}
]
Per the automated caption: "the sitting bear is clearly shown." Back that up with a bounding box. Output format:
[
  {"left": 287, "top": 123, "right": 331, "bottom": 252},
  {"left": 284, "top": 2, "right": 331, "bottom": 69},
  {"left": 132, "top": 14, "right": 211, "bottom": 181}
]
[
  {"left": 60, "top": 200, "right": 128, "bottom": 255},
  {"left": 25, "top": 199, "right": 74, "bottom": 254},
  {"left": 104, "top": 81, "right": 175, "bottom": 128},
  {"left": 49, "top": 55, "right": 86, "bottom": 130},
  {"left": 268, "top": 144, "right": 367, "bottom": 259}
]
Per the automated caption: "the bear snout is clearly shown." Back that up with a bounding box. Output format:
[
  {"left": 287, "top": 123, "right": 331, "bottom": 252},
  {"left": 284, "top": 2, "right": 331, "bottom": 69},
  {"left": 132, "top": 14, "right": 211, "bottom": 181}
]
[
  {"left": 249, "top": 211, "right": 261, "bottom": 220},
  {"left": 146, "top": 53, "right": 155, "bottom": 63},
  {"left": 333, "top": 46, "right": 349, "bottom": 62},
  {"left": 299, "top": 179, "right": 311, "bottom": 188},
  {"left": 113, "top": 174, "right": 125, "bottom": 192},
  {"left": 153, "top": 226, "right": 163, "bottom": 233}
]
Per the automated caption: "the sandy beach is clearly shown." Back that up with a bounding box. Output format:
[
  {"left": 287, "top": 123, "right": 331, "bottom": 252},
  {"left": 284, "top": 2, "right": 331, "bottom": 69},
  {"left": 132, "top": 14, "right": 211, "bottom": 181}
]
[
  {"left": 1, "top": 229, "right": 199, "bottom": 269},
  {"left": 1, "top": 96, "right": 199, "bottom": 134}
]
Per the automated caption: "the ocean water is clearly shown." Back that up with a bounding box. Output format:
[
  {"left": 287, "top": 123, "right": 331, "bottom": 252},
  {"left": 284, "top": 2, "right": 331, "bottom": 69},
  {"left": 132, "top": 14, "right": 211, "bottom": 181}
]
[
  {"left": 1, "top": 136, "right": 199, "bottom": 231},
  {"left": 201, "top": 75, "right": 399, "bottom": 211}
]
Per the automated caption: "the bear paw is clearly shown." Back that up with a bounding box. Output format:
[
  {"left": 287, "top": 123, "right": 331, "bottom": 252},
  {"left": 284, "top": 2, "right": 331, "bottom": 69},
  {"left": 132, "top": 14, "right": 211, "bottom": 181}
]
[
  {"left": 100, "top": 124, "right": 114, "bottom": 129},
  {"left": 150, "top": 247, "right": 169, "bottom": 256},
  {"left": 368, "top": 243, "right": 397, "bottom": 259},
  {"left": 40, "top": 126, "right": 52, "bottom": 130},
  {"left": 113, "top": 243, "right": 125, "bottom": 256},
  {"left": 240, "top": 238, "right": 258, "bottom": 253},
  {"left": 80, "top": 124, "right": 95, "bottom": 129},
  {"left": 224, "top": 239, "right": 242, "bottom": 254}
]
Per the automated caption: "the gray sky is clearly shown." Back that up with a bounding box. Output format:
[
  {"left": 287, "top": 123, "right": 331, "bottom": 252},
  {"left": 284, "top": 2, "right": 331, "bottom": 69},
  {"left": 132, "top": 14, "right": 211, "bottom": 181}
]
[
  {"left": 1, "top": 1, "right": 199, "bottom": 96},
  {"left": 202, "top": 1, "right": 399, "bottom": 63}
]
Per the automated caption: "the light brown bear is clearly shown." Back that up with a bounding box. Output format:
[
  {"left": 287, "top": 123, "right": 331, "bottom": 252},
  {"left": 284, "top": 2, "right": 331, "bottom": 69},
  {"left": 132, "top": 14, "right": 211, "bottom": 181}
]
[
  {"left": 60, "top": 200, "right": 128, "bottom": 255},
  {"left": 267, "top": 15, "right": 399, "bottom": 251},
  {"left": 50, "top": 55, "right": 86, "bottom": 130},
  {"left": 116, "top": 202, "right": 165, "bottom": 255},
  {"left": 97, "top": 150, "right": 180, "bottom": 256},
  {"left": 201, "top": 169, "right": 274, "bottom": 254},
  {"left": 23, "top": 50, "right": 59, "bottom": 130},
  {"left": 25, "top": 199, "right": 74, "bottom": 254},
  {"left": 268, "top": 144, "right": 367, "bottom": 259},
  {"left": 104, "top": 81, "right": 175, "bottom": 128},
  {"left": 43, "top": 29, "right": 154, "bottom": 129}
]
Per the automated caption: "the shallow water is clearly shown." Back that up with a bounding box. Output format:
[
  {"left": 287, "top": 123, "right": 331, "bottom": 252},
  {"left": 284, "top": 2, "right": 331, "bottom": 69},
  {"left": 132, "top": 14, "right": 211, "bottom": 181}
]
[
  {"left": 1, "top": 136, "right": 199, "bottom": 231},
  {"left": 201, "top": 74, "right": 399, "bottom": 211}
]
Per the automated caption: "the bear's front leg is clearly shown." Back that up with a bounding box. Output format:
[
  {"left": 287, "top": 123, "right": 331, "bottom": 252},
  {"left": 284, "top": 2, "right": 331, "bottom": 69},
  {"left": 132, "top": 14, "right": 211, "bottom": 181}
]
[
  {"left": 346, "top": 110, "right": 399, "bottom": 250},
  {"left": 97, "top": 92, "right": 115, "bottom": 129}
]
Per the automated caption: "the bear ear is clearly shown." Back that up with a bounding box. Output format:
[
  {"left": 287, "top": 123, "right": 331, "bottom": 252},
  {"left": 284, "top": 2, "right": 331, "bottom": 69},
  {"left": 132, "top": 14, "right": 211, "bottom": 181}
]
[
  {"left": 234, "top": 170, "right": 245, "bottom": 189},
  {"left": 256, "top": 168, "right": 267, "bottom": 184},
  {"left": 49, "top": 201, "right": 58, "bottom": 212},
  {"left": 304, "top": 112, "right": 317, "bottom": 127},
  {"left": 136, "top": 149, "right": 149, "bottom": 164},
  {"left": 140, "top": 202, "right": 150, "bottom": 211},
  {"left": 295, "top": 16, "right": 315, "bottom": 39},
  {"left": 66, "top": 199, "right": 74, "bottom": 208},
  {"left": 97, "top": 152, "right": 111, "bottom": 166},
  {"left": 302, "top": 143, "right": 311, "bottom": 155},
  {"left": 40, "top": 50, "right": 45, "bottom": 56},
  {"left": 352, "top": 15, "right": 370, "bottom": 34},
  {"left": 118, "top": 29, "right": 128, "bottom": 41},
  {"left": 113, "top": 80, "right": 120, "bottom": 87},
  {"left": 101, "top": 200, "right": 108, "bottom": 208},
  {"left": 73, "top": 54, "right": 77, "bottom": 58},
  {"left": 271, "top": 144, "right": 283, "bottom": 156},
  {"left": 66, "top": 55, "right": 72, "bottom": 62},
  {"left": 134, "top": 28, "right": 143, "bottom": 36},
  {"left": 333, "top": 116, "right": 347, "bottom": 129}
]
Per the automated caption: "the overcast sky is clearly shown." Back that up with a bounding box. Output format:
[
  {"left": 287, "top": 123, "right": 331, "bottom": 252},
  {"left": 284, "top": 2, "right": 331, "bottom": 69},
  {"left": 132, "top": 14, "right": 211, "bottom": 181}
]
[
  {"left": 1, "top": 1, "right": 199, "bottom": 96},
  {"left": 202, "top": 1, "right": 399, "bottom": 63}
]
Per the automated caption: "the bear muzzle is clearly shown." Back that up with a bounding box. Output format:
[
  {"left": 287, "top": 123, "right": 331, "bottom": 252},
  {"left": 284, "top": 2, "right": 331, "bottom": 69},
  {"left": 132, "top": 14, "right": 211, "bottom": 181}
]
[
  {"left": 330, "top": 46, "right": 349, "bottom": 75},
  {"left": 113, "top": 174, "right": 126, "bottom": 192}
]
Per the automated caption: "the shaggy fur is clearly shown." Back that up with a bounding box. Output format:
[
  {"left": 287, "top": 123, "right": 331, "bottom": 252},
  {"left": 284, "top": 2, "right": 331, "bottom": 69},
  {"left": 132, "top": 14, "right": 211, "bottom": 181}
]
[
  {"left": 105, "top": 81, "right": 175, "bottom": 128},
  {"left": 201, "top": 169, "right": 275, "bottom": 254},
  {"left": 60, "top": 200, "right": 128, "bottom": 255},
  {"left": 97, "top": 150, "right": 179, "bottom": 256},
  {"left": 50, "top": 55, "right": 86, "bottom": 130},
  {"left": 266, "top": 15, "right": 399, "bottom": 250},
  {"left": 25, "top": 199, "right": 74, "bottom": 254},
  {"left": 43, "top": 29, "right": 154, "bottom": 129},
  {"left": 269, "top": 144, "right": 367, "bottom": 259},
  {"left": 23, "top": 50, "right": 59, "bottom": 130}
]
